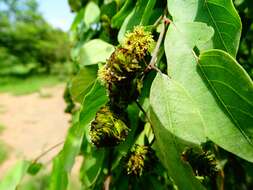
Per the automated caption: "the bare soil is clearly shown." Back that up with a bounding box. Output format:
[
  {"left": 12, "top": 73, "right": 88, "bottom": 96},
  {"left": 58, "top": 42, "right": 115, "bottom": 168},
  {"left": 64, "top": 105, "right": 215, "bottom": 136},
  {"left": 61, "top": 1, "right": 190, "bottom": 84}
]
[{"left": 0, "top": 85, "right": 71, "bottom": 178}]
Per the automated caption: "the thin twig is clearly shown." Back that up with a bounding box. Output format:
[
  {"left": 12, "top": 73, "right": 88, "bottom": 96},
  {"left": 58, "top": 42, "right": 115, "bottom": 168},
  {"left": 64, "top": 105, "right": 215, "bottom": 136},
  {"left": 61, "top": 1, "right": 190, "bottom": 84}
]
[
  {"left": 147, "top": 17, "right": 170, "bottom": 72},
  {"left": 135, "top": 100, "right": 154, "bottom": 131},
  {"left": 191, "top": 49, "right": 199, "bottom": 62},
  {"left": 33, "top": 140, "right": 65, "bottom": 163},
  {"left": 103, "top": 175, "right": 112, "bottom": 190},
  {"left": 153, "top": 15, "right": 163, "bottom": 28}
]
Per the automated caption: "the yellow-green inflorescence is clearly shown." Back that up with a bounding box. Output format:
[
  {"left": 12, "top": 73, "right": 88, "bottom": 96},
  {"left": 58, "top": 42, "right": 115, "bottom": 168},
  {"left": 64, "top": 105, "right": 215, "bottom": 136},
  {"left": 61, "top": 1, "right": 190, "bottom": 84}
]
[
  {"left": 90, "top": 106, "right": 129, "bottom": 147},
  {"left": 90, "top": 26, "right": 154, "bottom": 148},
  {"left": 98, "top": 26, "right": 154, "bottom": 85},
  {"left": 126, "top": 145, "right": 151, "bottom": 176}
]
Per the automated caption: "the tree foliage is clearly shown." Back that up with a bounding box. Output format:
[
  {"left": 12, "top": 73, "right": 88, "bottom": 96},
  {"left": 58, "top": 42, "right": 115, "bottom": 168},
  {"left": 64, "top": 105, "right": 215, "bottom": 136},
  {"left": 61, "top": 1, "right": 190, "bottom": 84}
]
[{"left": 0, "top": 0, "right": 70, "bottom": 76}]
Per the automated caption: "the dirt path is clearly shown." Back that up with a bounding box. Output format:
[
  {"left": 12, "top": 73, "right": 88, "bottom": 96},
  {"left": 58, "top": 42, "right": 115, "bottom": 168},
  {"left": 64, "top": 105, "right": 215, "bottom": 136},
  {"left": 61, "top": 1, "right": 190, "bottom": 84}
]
[{"left": 0, "top": 85, "right": 71, "bottom": 177}]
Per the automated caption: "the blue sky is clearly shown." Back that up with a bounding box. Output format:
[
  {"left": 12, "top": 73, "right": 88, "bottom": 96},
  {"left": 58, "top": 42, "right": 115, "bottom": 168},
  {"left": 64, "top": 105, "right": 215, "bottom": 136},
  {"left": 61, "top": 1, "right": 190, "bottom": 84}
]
[{"left": 38, "top": 0, "right": 75, "bottom": 31}]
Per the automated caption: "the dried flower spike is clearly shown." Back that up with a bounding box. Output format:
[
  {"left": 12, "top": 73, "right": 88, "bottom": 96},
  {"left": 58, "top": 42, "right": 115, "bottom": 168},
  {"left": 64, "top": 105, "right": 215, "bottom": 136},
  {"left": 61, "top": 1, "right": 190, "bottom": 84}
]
[{"left": 182, "top": 148, "right": 219, "bottom": 178}]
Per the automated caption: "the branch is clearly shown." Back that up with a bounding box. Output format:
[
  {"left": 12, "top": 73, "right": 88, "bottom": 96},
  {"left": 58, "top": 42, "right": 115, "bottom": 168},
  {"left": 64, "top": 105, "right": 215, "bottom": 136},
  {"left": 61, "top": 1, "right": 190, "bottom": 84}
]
[
  {"left": 147, "top": 17, "right": 170, "bottom": 72},
  {"left": 135, "top": 100, "right": 154, "bottom": 130},
  {"left": 103, "top": 175, "right": 112, "bottom": 190},
  {"left": 33, "top": 140, "right": 64, "bottom": 163}
]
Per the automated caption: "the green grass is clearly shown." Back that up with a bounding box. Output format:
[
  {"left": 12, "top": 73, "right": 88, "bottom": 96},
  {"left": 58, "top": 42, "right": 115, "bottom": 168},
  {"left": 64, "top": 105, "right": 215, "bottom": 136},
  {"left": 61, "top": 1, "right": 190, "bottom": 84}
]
[
  {"left": 0, "top": 75, "right": 65, "bottom": 95},
  {"left": 0, "top": 123, "right": 8, "bottom": 165},
  {"left": 19, "top": 173, "right": 81, "bottom": 190},
  {"left": 0, "top": 141, "right": 8, "bottom": 165},
  {"left": 0, "top": 123, "right": 5, "bottom": 133}
]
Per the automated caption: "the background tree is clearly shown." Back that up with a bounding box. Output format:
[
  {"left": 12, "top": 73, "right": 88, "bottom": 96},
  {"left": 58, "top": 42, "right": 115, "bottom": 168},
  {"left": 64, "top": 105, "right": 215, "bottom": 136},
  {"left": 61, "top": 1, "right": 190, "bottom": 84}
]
[{"left": 0, "top": 0, "right": 71, "bottom": 76}]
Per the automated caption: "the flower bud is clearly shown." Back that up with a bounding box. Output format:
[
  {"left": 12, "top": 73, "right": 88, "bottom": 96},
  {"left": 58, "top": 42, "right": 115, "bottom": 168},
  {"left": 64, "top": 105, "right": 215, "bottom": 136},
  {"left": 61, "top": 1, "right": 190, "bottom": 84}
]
[{"left": 90, "top": 106, "right": 129, "bottom": 147}]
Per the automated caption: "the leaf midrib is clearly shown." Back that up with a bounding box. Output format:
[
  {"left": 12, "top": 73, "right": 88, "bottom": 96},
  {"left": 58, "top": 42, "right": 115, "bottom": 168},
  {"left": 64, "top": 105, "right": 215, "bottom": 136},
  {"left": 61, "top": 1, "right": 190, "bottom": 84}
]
[
  {"left": 204, "top": 0, "right": 229, "bottom": 53},
  {"left": 197, "top": 64, "right": 253, "bottom": 147}
]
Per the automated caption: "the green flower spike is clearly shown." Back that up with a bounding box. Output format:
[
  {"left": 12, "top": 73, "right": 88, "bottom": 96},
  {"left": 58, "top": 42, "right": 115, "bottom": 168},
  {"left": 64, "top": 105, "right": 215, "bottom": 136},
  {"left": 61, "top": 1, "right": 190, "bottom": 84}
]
[
  {"left": 126, "top": 145, "right": 150, "bottom": 176},
  {"left": 98, "top": 26, "right": 154, "bottom": 85},
  {"left": 90, "top": 106, "right": 129, "bottom": 147},
  {"left": 122, "top": 26, "right": 155, "bottom": 59}
]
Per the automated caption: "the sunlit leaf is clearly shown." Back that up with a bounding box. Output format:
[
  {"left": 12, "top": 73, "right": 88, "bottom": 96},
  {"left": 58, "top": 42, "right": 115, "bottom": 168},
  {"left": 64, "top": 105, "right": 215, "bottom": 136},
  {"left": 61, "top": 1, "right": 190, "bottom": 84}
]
[
  {"left": 150, "top": 73, "right": 205, "bottom": 190},
  {"left": 165, "top": 20, "right": 253, "bottom": 162},
  {"left": 167, "top": 0, "right": 242, "bottom": 56},
  {"left": 79, "top": 39, "right": 114, "bottom": 66},
  {"left": 84, "top": 2, "right": 100, "bottom": 26}
]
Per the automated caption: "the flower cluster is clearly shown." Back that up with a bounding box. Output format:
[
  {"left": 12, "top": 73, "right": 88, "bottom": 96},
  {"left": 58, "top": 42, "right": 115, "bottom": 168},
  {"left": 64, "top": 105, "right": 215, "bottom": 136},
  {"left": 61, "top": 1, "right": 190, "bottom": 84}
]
[
  {"left": 182, "top": 148, "right": 219, "bottom": 178},
  {"left": 90, "top": 106, "right": 129, "bottom": 147},
  {"left": 126, "top": 145, "right": 154, "bottom": 176},
  {"left": 90, "top": 26, "right": 155, "bottom": 148},
  {"left": 98, "top": 26, "right": 154, "bottom": 110}
]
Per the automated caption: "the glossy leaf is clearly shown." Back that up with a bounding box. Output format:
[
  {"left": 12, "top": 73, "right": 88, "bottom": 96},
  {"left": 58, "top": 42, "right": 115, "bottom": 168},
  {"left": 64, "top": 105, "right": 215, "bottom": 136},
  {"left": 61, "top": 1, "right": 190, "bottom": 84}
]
[
  {"left": 167, "top": 0, "right": 242, "bottom": 56},
  {"left": 79, "top": 39, "right": 114, "bottom": 66},
  {"left": 150, "top": 73, "right": 205, "bottom": 190},
  {"left": 0, "top": 160, "right": 30, "bottom": 190},
  {"left": 165, "top": 21, "right": 253, "bottom": 162},
  {"left": 198, "top": 49, "right": 253, "bottom": 147},
  {"left": 70, "top": 65, "right": 98, "bottom": 103}
]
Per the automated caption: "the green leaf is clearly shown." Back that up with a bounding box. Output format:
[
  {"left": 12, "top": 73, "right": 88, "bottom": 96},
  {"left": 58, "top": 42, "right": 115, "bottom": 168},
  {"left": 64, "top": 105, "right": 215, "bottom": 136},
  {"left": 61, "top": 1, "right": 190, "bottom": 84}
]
[
  {"left": 79, "top": 80, "right": 109, "bottom": 127},
  {"left": 27, "top": 162, "right": 43, "bottom": 176},
  {"left": 79, "top": 39, "right": 115, "bottom": 66},
  {"left": 150, "top": 73, "right": 205, "bottom": 190},
  {"left": 118, "top": 0, "right": 157, "bottom": 42},
  {"left": 49, "top": 81, "right": 108, "bottom": 190},
  {"left": 0, "top": 160, "right": 30, "bottom": 190},
  {"left": 111, "top": 0, "right": 135, "bottom": 28},
  {"left": 70, "top": 8, "right": 84, "bottom": 31},
  {"left": 70, "top": 65, "right": 98, "bottom": 103},
  {"left": 198, "top": 49, "right": 253, "bottom": 150},
  {"left": 167, "top": 0, "right": 242, "bottom": 56},
  {"left": 165, "top": 21, "right": 253, "bottom": 162},
  {"left": 140, "top": 0, "right": 157, "bottom": 26},
  {"left": 49, "top": 155, "right": 68, "bottom": 190},
  {"left": 68, "top": 0, "right": 82, "bottom": 12},
  {"left": 150, "top": 73, "right": 206, "bottom": 145},
  {"left": 80, "top": 148, "right": 105, "bottom": 188},
  {"left": 84, "top": 2, "right": 100, "bottom": 26}
]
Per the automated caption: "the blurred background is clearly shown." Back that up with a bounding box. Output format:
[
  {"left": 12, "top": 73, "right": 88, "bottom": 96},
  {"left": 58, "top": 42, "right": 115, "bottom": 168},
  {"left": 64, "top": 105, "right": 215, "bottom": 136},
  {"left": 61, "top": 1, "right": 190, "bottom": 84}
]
[
  {"left": 0, "top": 0, "right": 252, "bottom": 189},
  {"left": 0, "top": 0, "right": 80, "bottom": 189}
]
